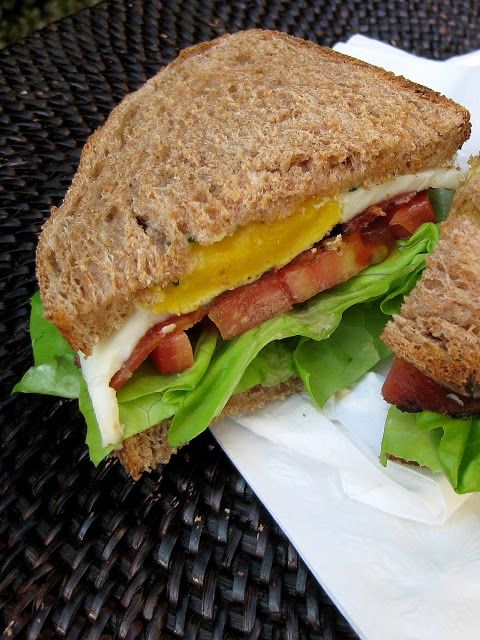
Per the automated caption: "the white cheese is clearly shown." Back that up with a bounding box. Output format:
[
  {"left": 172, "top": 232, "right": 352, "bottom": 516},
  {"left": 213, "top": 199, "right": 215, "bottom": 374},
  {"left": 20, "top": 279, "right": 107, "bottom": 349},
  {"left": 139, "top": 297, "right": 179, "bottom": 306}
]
[
  {"left": 79, "top": 309, "right": 167, "bottom": 447},
  {"left": 81, "top": 166, "right": 461, "bottom": 448},
  {"left": 341, "top": 167, "right": 460, "bottom": 221}
]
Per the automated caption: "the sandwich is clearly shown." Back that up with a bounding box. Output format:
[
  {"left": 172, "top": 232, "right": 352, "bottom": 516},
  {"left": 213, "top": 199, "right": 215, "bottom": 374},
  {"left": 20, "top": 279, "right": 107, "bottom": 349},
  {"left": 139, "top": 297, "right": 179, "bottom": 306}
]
[
  {"left": 381, "top": 158, "right": 480, "bottom": 493},
  {"left": 15, "top": 30, "right": 471, "bottom": 479}
]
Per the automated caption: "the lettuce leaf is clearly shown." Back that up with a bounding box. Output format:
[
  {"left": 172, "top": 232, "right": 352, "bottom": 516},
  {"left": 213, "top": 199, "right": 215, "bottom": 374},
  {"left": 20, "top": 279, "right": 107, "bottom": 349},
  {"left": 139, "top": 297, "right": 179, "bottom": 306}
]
[
  {"left": 294, "top": 303, "right": 391, "bottom": 408},
  {"left": 81, "top": 330, "right": 218, "bottom": 464},
  {"left": 380, "top": 407, "right": 480, "bottom": 494},
  {"left": 235, "top": 339, "right": 298, "bottom": 394},
  {"left": 13, "top": 292, "right": 82, "bottom": 398},
  {"left": 80, "top": 382, "right": 178, "bottom": 466}
]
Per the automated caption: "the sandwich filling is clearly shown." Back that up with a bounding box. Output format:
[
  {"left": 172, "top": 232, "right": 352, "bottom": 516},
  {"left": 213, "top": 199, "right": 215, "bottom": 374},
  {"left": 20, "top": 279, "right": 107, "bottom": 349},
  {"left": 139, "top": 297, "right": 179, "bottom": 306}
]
[
  {"left": 79, "top": 167, "right": 460, "bottom": 447},
  {"left": 151, "top": 168, "right": 460, "bottom": 316},
  {"left": 382, "top": 358, "right": 480, "bottom": 416},
  {"left": 381, "top": 361, "right": 480, "bottom": 494}
]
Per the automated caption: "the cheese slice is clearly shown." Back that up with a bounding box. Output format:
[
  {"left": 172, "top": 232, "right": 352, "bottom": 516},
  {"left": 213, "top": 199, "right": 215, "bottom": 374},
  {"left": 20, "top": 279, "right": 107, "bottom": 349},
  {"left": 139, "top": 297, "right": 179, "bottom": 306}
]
[
  {"left": 341, "top": 167, "right": 460, "bottom": 220},
  {"left": 83, "top": 167, "right": 461, "bottom": 448},
  {"left": 79, "top": 308, "right": 167, "bottom": 447}
]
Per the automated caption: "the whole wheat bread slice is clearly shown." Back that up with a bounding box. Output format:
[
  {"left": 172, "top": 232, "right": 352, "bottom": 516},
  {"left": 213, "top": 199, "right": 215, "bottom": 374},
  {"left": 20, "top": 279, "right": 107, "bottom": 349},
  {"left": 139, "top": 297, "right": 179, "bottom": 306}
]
[
  {"left": 117, "top": 377, "right": 303, "bottom": 479},
  {"left": 36, "top": 29, "right": 470, "bottom": 354},
  {"left": 382, "top": 157, "right": 480, "bottom": 396}
]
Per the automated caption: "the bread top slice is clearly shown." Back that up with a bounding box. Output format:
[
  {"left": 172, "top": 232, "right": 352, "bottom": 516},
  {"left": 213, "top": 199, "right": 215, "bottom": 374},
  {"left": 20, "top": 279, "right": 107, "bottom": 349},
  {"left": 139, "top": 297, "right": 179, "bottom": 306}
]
[
  {"left": 36, "top": 29, "right": 470, "bottom": 354},
  {"left": 382, "top": 156, "right": 480, "bottom": 397}
]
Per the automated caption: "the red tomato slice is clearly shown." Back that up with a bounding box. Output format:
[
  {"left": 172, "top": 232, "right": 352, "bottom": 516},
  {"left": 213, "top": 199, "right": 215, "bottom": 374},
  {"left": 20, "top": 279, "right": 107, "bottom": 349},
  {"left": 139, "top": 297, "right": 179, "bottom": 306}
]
[
  {"left": 208, "top": 226, "right": 395, "bottom": 339},
  {"left": 382, "top": 358, "right": 480, "bottom": 416},
  {"left": 280, "top": 241, "right": 356, "bottom": 304},
  {"left": 151, "top": 330, "right": 194, "bottom": 374},
  {"left": 388, "top": 192, "right": 436, "bottom": 238},
  {"left": 281, "top": 228, "right": 393, "bottom": 305},
  {"left": 208, "top": 272, "right": 292, "bottom": 340},
  {"left": 110, "top": 306, "right": 206, "bottom": 390}
]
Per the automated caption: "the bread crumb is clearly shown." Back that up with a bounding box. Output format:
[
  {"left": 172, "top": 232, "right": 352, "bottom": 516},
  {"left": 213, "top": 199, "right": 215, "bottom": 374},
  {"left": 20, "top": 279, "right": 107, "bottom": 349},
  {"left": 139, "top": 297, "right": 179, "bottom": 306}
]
[{"left": 324, "top": 234, "right": 343, "bottom": 252}]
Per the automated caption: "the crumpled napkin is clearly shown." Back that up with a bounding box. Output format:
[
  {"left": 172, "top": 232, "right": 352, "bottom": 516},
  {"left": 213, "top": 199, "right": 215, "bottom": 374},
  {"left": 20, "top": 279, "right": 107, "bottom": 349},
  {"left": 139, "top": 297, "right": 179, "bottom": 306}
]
[
  {"left": 213, "top": 37, "right": 480, "bottom": 525},
  {"left": 232, "top": 369, "right": 470, "bottom": 524}
]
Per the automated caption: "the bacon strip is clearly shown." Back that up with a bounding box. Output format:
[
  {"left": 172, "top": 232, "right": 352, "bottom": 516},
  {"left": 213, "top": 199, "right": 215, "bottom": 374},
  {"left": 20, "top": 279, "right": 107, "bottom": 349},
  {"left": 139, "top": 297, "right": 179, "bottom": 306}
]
[
  {"left": 110, "top": 307, "right": 207, "bottom": 390},
  {"left": 343, "top": 192, "right": 417, "bottom": 234},
  {"left": 382, "top": 358, "right": 480, "bottom": 417}
]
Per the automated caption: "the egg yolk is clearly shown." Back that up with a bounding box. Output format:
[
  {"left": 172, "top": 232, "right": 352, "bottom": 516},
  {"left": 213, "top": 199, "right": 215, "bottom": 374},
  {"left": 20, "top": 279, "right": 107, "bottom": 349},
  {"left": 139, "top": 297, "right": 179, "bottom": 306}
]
[{"left": 152, "top": 197, "right": 341, "bottom": 315}]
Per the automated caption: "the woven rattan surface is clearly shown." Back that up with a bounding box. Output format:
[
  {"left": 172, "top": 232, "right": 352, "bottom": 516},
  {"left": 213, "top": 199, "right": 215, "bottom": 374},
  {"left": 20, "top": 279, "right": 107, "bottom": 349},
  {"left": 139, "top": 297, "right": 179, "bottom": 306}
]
[{"left": 1, "top": 1, "right": 480, "bottom": 638}]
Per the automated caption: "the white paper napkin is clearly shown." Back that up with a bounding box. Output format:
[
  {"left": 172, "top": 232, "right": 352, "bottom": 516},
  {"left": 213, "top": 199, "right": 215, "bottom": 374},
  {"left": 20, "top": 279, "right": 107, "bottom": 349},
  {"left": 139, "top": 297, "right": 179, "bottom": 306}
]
[
  {"left": 213, "top": 418, "right": 480, "bottom": 640},
  {"left": 231, "top": 371, "right": 469, "bottom": 524},
  {"left": 211, "top": 36, "right": 480, "bottom": 640}
]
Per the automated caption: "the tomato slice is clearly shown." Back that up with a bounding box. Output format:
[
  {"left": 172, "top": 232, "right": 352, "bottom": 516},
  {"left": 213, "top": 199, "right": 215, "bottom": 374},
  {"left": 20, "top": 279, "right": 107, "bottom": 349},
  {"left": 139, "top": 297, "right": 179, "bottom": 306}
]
[
  {"left": 280, "top": 239, "right": 357, "bottom": 304},
  {"left": 151, "top": 330, "right": 194, "bottom": 374},
  {"left": 209, "top": 226, "right": 395, "bottom": 339},
  {"left": 110, "top": 306, "right": 207, "bottom": 390},
  {"left": 388, "top": 192, "right": 436, "bottom": 238},
  {"left": 382, "top": 358, "right": 480, "bottom": 416},
  {"left": 208, "top": 272, "right": 292, "bottom": 340},
  {"left": 281, "top": 227, "right": 393, "bottom": 305}
]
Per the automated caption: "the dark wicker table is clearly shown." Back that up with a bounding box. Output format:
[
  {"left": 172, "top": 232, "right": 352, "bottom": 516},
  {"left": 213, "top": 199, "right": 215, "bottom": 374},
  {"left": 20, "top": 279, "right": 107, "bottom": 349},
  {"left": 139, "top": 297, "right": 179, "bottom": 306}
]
[{"left": 1, "top": 1, "right": 480, "bottom": 638}]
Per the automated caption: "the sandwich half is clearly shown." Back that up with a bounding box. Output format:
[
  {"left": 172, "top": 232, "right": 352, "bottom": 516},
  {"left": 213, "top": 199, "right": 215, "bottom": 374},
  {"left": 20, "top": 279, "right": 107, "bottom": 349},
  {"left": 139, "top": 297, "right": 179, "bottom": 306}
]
[
  {"left": 381, "top": 158, "right": 480, "bottom": 493},
  {"left": 16, "top": 30, "right": 471, "bottom": 478}
]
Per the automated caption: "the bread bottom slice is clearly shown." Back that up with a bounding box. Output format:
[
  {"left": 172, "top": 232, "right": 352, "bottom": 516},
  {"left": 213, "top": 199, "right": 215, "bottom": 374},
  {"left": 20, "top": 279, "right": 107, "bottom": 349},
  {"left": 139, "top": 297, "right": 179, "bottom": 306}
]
[{"left": 116, "top": 376, "right": 303, "bottom": 479}]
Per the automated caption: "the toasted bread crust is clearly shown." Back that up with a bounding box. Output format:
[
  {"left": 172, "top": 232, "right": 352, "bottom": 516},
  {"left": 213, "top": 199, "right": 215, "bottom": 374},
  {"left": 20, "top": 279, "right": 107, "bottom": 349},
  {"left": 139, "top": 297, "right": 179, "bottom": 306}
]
[
  {"left": 382, "top": 157, "right": 480, "bottom": 396},
  {"left": 116, "top": 377, "right": 303, "bottom": 479},
  {"left": 37, "top": 29, "right": 470, "bottom": 354}
]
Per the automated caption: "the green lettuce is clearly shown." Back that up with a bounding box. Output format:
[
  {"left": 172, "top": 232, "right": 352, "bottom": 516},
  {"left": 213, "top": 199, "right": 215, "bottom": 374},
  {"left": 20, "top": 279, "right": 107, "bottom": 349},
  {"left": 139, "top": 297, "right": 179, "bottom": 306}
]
[
  {"left": 13, "top": 292, "right": 83, "bottom": 399},
  {"left": 235, "top": 339, "right": 298, "bottom": 394},
  {"left": 294, "top": 303, "right": 391, "bottom": 408},
  {"left": 82, "top": 328, "right": 219, "bottom": 463},
  {"left": 15, "top": 222, "right": 439, "bottom": 464},
  {"left": 428, "top": 188, "right": 455, "bottom": 222},
  {"left": 381, "top": 407, "right": 480, "bottom": 494}
]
